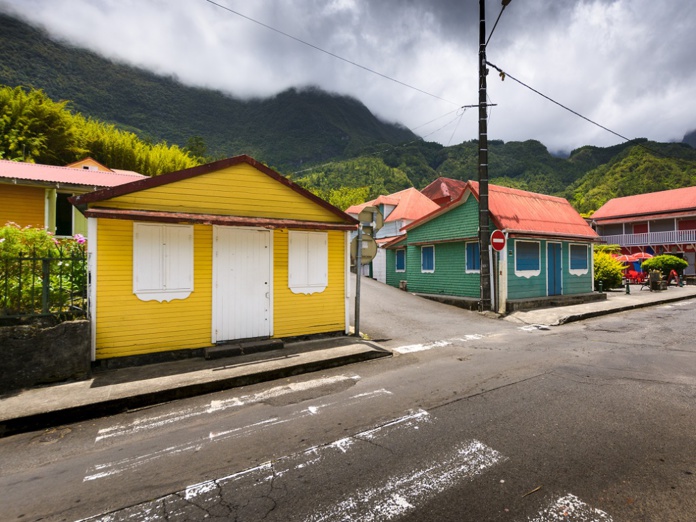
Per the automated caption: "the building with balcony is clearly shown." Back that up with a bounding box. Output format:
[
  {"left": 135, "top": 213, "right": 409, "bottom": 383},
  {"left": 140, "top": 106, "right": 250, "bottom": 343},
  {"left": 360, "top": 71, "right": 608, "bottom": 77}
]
[{"left": 591, "top": 186, "right": 696, "bottom": 275}]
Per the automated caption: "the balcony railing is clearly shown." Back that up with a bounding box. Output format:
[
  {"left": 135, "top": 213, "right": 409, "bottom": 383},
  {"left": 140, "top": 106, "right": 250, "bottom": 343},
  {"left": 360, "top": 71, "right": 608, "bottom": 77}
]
[{"left": 601, "top": 229, "right": 696, "bottom": 247}]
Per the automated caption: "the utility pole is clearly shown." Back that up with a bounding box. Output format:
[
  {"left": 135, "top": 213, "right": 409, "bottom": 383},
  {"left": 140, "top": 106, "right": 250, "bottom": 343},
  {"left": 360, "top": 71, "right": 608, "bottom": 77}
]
[{"left": 478, "top": 0, "right": 491, "bottom": 312}]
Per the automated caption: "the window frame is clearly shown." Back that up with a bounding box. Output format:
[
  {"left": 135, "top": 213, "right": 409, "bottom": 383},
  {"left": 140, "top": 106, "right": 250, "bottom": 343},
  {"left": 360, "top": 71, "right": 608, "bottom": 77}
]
[
  {"left": 421, "top": 245, "right": 435, "bottom": 273},
  {"left": 514, "top": 240, "right": 541, "bottom": 278},
  {"left": 395, "top": 248, "right": 406, "bottom": 272},
  {"left": 288, "top": 230, "right": 328, "bottom": 294},
  {"left": 133, "top": 222, "right": 194, "bottom": 302},
  {"left": 569, "top": 243, "right": 589, "bottom": 275},
  {"left": 465, "top": 241, "right": 481, "bottom": 273}
]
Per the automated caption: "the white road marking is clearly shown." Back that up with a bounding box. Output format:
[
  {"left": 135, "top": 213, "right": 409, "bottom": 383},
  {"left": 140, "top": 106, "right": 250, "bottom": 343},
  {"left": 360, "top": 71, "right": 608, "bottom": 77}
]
[
  {"left": 80, "top": 411, "right": 510, "bottom": 522},
  {"left": 185, "top": 409, "right": 432, "bottom": 499},
  {"left": 304, "top": 439, "right": 505, "bottom": 522},
  {"left": 84, "top": 387, "right": 393, "bottom": 482},
  {"left": 527, "top": 494, "right": 612, "bottom": 522},
  {"left": 394, "top": 335, "right": 485, "bottom": 354},
  {"left": 94, "top": 374, "right": 361, "bottom": 442}
]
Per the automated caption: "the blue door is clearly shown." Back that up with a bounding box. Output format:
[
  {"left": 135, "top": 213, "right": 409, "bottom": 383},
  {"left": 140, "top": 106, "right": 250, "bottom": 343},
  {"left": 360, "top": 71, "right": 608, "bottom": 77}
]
[{"left": 547, "top": 243, "right": 562, "bottom": 296}]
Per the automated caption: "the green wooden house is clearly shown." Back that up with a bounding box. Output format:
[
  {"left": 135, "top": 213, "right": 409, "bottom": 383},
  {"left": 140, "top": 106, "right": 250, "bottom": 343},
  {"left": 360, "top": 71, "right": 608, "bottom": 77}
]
[{"left": 385, "top": 180, "right": 601, "bottom": 312}]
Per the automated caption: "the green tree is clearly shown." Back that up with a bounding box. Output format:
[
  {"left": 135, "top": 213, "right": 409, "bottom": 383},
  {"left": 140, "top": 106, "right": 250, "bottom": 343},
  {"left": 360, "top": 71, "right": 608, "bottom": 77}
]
[
  {"left": 640, "top": 255, "right": 688, "bottom": 276},
  {"left": 0, "top": 85, "right": 199, "bottom": 176},
  {"left": 593, "top": 251, "right": 624, "bottom": 290}
]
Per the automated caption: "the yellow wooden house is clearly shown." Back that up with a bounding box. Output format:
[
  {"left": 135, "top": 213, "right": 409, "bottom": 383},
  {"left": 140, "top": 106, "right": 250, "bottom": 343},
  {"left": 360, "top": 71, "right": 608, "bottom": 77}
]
[
  {"left": 0, "top": 157, "right": 144, "bottom": 237},
  {"left": 71, "top": 155, "right": 358, "bottom": 362}
]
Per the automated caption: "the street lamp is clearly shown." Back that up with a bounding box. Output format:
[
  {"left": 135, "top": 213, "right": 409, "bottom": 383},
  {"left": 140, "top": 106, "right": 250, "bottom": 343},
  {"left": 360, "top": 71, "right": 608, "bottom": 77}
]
[{"left": 478, "top": 0, "right": 511, "bottom": 312}]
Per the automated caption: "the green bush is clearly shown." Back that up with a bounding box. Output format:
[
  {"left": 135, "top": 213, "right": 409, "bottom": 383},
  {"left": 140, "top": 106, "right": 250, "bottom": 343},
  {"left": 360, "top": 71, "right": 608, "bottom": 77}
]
[
  {"left": 593, "top": 251, "right": 625, "bottom": 290},
  {"left": 640, "top": 255, "right": 688, "bottom": 276},
  {"left": 0, "top": 223, "right": 86, "bottom": 316}
]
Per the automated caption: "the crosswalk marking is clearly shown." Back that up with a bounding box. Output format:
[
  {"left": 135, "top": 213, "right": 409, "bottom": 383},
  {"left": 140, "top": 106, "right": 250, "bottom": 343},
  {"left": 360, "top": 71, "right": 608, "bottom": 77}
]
[{"left": 305, "top": 439, "right": 505, "bottom": 522}]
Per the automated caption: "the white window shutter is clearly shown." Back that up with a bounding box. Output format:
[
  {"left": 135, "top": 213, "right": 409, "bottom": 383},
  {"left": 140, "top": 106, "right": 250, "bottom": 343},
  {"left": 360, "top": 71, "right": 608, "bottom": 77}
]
[{"left": 134, "top": 223, "right": 164, "bottom": 292}]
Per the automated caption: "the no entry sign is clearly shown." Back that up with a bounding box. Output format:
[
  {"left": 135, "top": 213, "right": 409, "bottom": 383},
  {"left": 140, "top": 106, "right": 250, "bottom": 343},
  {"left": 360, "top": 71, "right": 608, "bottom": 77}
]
[{"left": 490, "top": 230, "right": 506, "bottom": 252}]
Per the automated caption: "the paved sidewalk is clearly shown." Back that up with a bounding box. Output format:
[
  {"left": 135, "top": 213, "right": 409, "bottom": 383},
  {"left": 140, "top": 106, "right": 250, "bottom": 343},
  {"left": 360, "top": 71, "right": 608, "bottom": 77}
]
[
  {"left": 0, "top": 337, "right": 389, "bottom": 437},
  {"left": 2, "top": 285, "right": 695, "bottom": 437},
  {"left": 505, "top": 284, "right": 696, "bottom": 326}
]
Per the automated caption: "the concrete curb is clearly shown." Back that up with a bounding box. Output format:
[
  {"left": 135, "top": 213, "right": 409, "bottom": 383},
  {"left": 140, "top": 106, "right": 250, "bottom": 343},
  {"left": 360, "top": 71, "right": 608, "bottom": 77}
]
[
  {"left": 0, "top": 346, "right": 390, "bottom": 438},
  {"left": 556, "top": 291, "right": 696, "bottom": 325}
]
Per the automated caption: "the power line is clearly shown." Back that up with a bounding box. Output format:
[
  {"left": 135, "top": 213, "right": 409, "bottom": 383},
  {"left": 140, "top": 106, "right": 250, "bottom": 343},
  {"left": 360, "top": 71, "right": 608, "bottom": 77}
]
[
  {"left": 484, "top": 60, "right": 683, "bottom": 161},
  {"left": 486, "top": 60, "right": 634, "bottom": 144},
  {"left": 204, "top": 0, "right": 460, "bottom": 106}
]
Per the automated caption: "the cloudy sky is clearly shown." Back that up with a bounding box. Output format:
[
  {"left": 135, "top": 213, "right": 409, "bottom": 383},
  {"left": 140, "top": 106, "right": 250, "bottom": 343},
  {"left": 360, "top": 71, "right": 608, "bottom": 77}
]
[{"left": 2, "top": 0, "right": 695, "bottom": 154}]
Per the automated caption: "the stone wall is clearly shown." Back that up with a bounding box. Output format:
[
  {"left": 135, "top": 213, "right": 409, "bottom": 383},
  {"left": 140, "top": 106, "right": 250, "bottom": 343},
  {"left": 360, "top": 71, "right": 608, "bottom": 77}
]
[{"left": 0, "top": 320, "right": 90, "bottom": 395}]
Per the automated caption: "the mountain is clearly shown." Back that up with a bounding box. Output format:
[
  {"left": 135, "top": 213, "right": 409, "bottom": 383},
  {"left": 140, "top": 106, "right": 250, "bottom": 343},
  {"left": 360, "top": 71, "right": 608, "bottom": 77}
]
[
  {"left": 2, "top": 11, "right": 696, "bottom": 212},
  {"left": 684, "top": 129, "right": 696, "bottom": 148},
  {"left": 0, "top": 12, "right": 416, "bottom": 171}
]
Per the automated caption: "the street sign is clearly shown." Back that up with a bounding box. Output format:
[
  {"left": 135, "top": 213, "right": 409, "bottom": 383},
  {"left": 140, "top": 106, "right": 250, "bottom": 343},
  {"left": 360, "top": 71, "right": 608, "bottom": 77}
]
[
  {"left": 490, "top": 230, "right": 506, "bottom": 252},
  {"left": 350, "top": 236, "right": 378, "bottom": 265},
  {"left": 358, "top": 206, "right": 384, "bottom": 231}
]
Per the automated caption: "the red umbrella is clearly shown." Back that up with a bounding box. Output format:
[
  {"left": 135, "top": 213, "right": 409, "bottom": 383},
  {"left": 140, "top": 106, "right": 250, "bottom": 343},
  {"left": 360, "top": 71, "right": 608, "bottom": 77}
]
[
  {"left": 632, "top": 252, "right": 653, "bottom": 260},
  {"left": 614, "top": 254, "right": 638, "bottom": 262}
]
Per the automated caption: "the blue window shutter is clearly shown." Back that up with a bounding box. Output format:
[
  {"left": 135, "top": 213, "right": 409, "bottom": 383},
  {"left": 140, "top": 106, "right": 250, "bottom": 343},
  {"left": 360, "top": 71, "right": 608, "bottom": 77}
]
[
  {"left": 570, "top": 244, "right": 588, "bottom": 270},
  {"left": 421, "top": 246, "right": 434, "bottom": 272},
  {"left": 466, "top": 242, "right": 480, "bottom": 271},
  {"left": 516, "top": 241, "right": 540, "bottom": 271},
  {"left": 396, "top": 249, "right": 406, "bottom": 271}
]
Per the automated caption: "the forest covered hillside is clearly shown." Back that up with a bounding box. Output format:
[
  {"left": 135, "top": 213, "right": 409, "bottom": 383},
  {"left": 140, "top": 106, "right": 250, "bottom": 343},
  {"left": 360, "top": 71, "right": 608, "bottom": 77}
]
[{"left": 1, "top": 11, "right": 695, "bottom": 213}]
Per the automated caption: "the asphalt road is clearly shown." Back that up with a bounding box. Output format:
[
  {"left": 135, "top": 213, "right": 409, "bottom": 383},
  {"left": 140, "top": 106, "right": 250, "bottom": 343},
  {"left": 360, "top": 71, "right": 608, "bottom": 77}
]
[{"left": 0, "top": 278, "right": 694, "bottom": 521}]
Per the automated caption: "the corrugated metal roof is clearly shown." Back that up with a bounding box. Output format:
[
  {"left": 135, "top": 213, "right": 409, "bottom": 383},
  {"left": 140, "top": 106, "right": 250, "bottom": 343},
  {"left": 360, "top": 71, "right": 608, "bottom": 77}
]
[
  {"left": 0, "top": 159, "right": 145, "bottom": 187},
  {"left": 345, "top": 187, "right": 439, "bottom": 222},
  {"left": 406, "top": 179, "right": 598, "bottom": 240},
  {"left": 592, "top": 186, "right": 696, "bottom": 221},
  {"left": 469, "top": 181, "right": 598, "bottom": 239},
  {"left": 421, "top": 177, "right": 468, "bottom": 206}
]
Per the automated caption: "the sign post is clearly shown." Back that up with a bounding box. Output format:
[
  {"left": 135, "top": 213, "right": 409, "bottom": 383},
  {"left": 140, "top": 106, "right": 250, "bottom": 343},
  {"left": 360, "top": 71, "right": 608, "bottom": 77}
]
[
  {"left": 490, "top": 229, "right": 506, "bottom": 252},
  {"left": 490, "top": 230, "right": 506, "bottom": 312}
]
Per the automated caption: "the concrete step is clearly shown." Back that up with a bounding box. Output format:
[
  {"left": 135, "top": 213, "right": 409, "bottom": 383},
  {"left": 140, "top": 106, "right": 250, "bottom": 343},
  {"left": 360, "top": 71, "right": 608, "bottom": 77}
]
[{"left": 204, "top": 339, "right": 284, "bottom": 359}]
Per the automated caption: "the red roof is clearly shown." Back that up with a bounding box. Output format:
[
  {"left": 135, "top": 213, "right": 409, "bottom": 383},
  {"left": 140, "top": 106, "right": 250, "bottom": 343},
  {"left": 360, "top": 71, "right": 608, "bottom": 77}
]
[
  {"left": 345, "top": 187, "right": 439, "bottom": 222},
  {"left": 407, "top": 179, "right": 598, "bottom": 240},
  {"left": 591, "top": 186, "right": 696, "bottom": 221},
  {"left": 421, "top": 177, "right": 468, "bottom": 206},
  {"left": 0, "top": 159, "right": 145, "bottom": 188}
]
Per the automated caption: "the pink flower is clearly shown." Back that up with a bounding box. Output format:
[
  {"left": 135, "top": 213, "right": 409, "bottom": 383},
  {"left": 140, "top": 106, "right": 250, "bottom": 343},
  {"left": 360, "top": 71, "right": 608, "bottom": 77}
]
[{"left": 74, "top": 234, "right": 86, "bottom": 244}]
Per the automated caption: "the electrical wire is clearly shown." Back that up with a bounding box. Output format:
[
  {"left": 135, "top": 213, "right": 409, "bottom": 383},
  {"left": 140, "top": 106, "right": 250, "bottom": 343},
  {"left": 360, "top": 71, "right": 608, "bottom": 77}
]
[
  {"left": 204, "top": 0, "right": 461, "bottom": 106},
  {"left": 485, "top": 60, "right": 682, "bottom": 160}
]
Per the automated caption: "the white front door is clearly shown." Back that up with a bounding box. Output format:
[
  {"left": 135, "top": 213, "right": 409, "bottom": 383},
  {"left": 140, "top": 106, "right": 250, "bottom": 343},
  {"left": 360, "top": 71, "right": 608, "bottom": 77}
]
[{"left": 213, "top": 227, "right": 272, "bottom": 343}]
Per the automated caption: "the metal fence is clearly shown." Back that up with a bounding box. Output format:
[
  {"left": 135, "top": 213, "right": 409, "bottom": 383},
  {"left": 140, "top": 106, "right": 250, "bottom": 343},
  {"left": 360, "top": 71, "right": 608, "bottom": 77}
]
[{"left": 0, "top": 251, "right": 88, "bottom": 319}]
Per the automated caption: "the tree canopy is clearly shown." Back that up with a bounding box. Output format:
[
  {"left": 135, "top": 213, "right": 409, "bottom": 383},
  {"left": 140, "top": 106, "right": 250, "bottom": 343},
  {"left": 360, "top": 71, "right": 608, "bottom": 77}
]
[{"left": 0, "top": 85, "right": 199, "bottom": 176}]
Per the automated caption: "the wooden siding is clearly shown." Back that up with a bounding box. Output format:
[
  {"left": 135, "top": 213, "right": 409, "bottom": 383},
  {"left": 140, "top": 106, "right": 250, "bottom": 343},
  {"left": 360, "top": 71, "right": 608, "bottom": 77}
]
[
  {"left": 562, "top": 242, "right": 593, "bottom": 295},
  {"left": 403, "top": 242, "right": 479, "bottom": 297},
  {"left": 398, "top": 195, "right": 479, "bottom": 297},
  {"left": 406, "top": 196, "right": 479, "bottom": 244},
  {"left": 385, "top": 249, "right": 399, "bottom": 288},
  {"left": 505, "top": 239, "right": 593, "bottom": 299},
  {"left": 0, "top": 185, "right": 45, "bottom": 228},
  {"left": 94, "top": 219, "right": 213, "bottom": 359},
  {"left": 97, "top": 164, "right": 344, "bottom": 223},
  {"left": 507, "top": 238, "right": 547, "bottom": 299},
  {"left": 273, "top": 229, "right": 346, "bottom": 337}
]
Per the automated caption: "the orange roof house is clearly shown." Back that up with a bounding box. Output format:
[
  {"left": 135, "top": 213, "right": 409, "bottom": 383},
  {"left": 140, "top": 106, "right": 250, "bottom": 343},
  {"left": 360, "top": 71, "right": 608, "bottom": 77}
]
[
  {"left": 345, "top": 187, "right": 440, "bottom": 283},
  {"left": 0, "top": 158, "right": 145, "bottom": 237}
]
